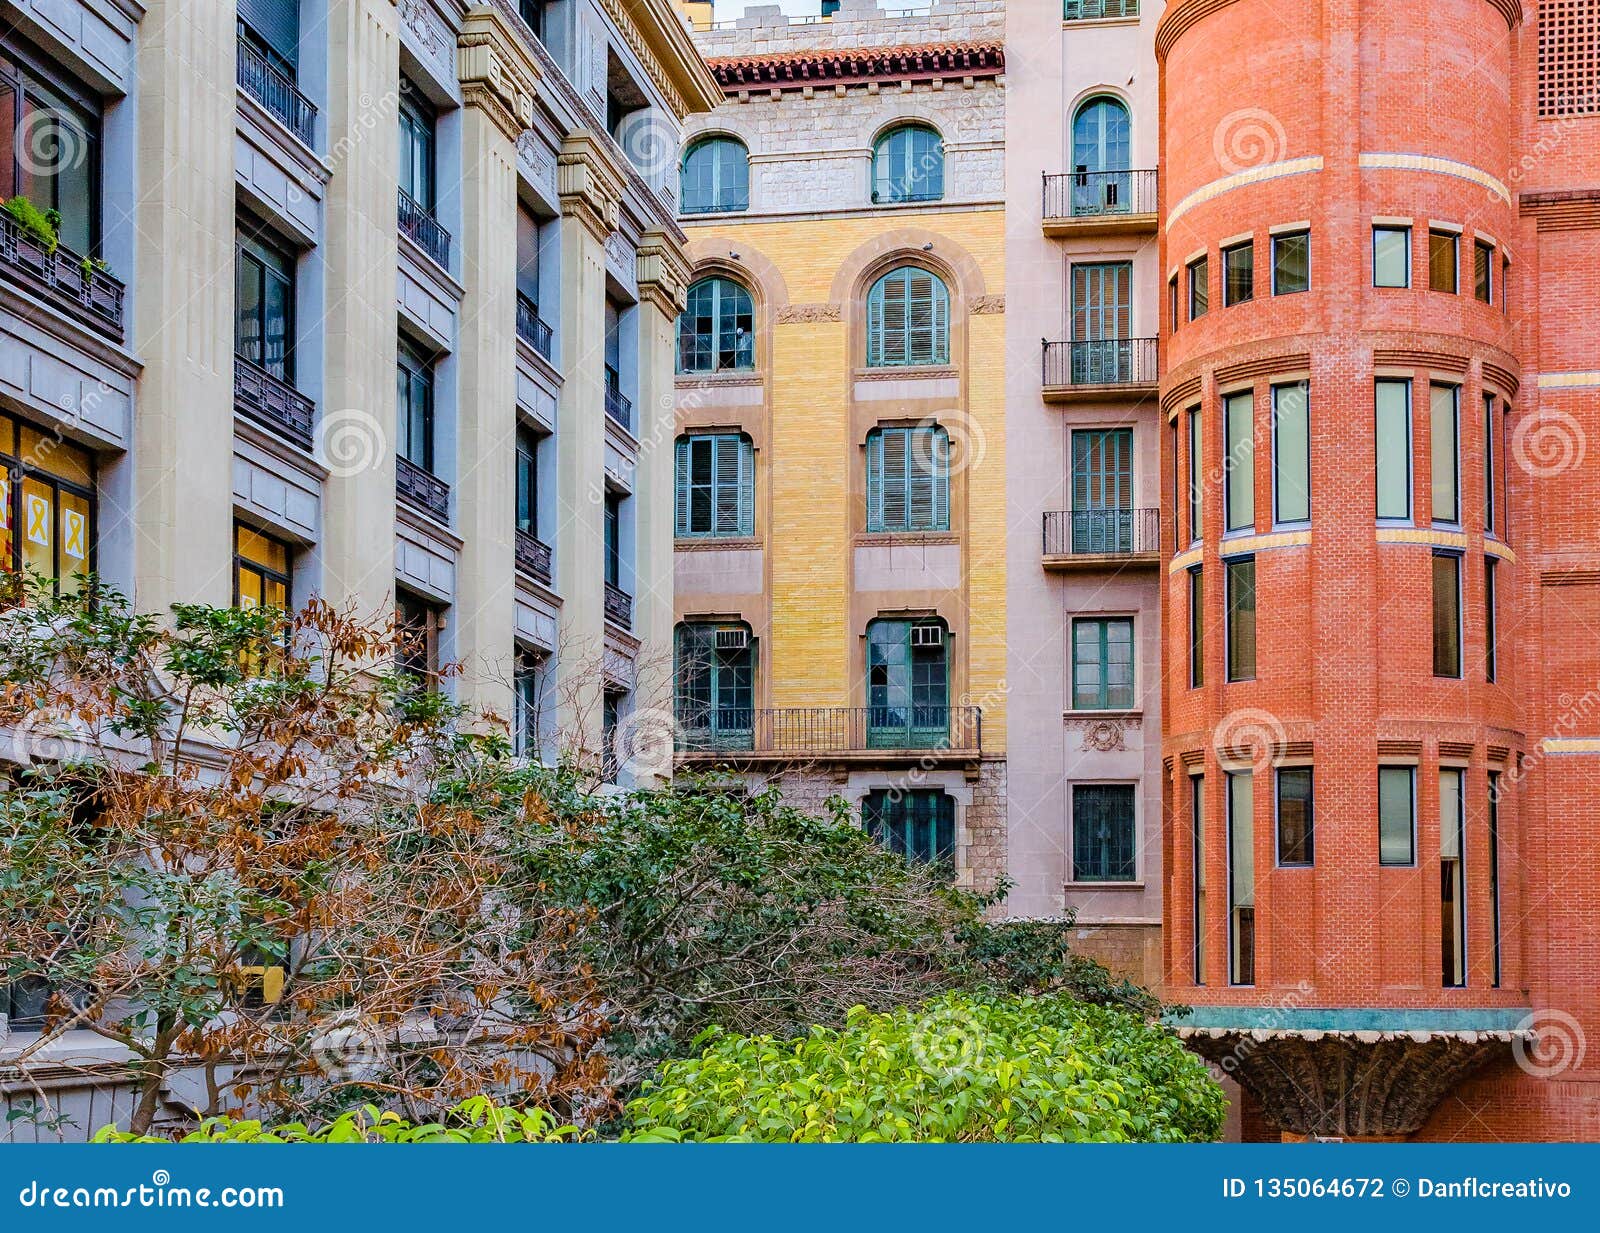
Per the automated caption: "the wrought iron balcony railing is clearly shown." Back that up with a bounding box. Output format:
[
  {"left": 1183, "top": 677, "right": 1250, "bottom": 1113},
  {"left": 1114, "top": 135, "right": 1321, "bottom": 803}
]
[
  {"left": 1043, "top": 169, "right": 1157, "bottom": 222},
  {"left": 396, "top": 455, "right": 449, "bottom": 523},
  {"left": 234, "top": 355, "right": 315, "bottom": 450},
  {"left": 237, "top": 39, "right": 317, "bottom": 147},
  {"left": 1043, "top": 508, "right": 1161, "bottom": 559},
  {"left": 604, "top": 382, "right": 634, "bottom": 432},
  {"left": 398, "top": 189, "right": 451, "bottom": 269},
  {"left": 675, "top": 705, "right": 983, "bottom": 758},
  {"left": 1043, "top": 337, "right": 1159, "bottom": 390},
  {"left": 515, "top": 528, "right": 553, "bottom": 585},
  {"left": 0, "top": 214, "right": 125, "bottom": 338},
  {"left": 515, "top": 292, "right": 554, "bottom": 361},
  {"left": 1064, "top": 0, "right": 1138, "bottom": 19},
  {"left": 604, "top": 582, "right": 632, "bottom": 629}
]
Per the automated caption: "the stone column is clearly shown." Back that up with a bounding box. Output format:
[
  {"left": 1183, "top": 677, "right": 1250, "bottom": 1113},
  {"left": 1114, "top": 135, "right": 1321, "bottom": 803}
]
[
  {"left": 320, "top": 0, "right": 401, "bottom": 626},
  {"left": 131, "top": 1, "right": 237, "bottom": 612},
  {"left": 451, "top": 8, "right": 541, "bottom": 721},
  {"left": 553, "top": 132, "right": 624, "bottom": 755}
]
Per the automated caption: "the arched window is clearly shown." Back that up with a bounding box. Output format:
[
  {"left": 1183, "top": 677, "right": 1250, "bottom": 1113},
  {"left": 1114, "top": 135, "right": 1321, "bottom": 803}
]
[
  {"left": 1071, "top": 97, "right": 1132, "bottom": 216},
  {"left": 678, "top": 277, "right": 755, "bottom": 373},
  {"left": 866, "top": 266, "right": 949, "bottom": 367},
  {"left": 680, "top": 135, "right": 750, "bottom": 214},
  {"left": 676, "top": 432, "right": 755, "bottom": 538},
  {"left": 866, "top": 425, "right": 948, "bottom": 533},
  {"left": 675, "top": 622, "right": 755, "bottom": 751},
  {"left": 872, "top": 123, "right": 944, "bottom": 204}
]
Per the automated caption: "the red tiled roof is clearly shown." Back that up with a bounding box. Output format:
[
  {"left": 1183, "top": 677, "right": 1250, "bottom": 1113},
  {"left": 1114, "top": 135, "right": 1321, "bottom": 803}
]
[{"left": 707, "top": 41, "right": 1004, "bottom": 92}]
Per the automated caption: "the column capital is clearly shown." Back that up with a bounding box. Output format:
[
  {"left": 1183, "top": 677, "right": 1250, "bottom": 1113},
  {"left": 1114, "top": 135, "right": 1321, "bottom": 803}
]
[
  {"left": 457, "top": 5, "right": 542, "bottom": 143},
  {"left": 557, "top": 131, "right": 626, "bottom": 242},
  {"left": 635, "top": 225, "right": 691, "bottom": 317}
]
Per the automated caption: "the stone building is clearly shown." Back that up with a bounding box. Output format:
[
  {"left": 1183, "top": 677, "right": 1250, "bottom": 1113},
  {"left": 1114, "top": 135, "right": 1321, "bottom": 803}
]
[
  {"left": 667, "top": 0, "right": 1009, "bottom": 894},
  {"left": 0, "top": 0, "right": 718, "bottom": 1130}
]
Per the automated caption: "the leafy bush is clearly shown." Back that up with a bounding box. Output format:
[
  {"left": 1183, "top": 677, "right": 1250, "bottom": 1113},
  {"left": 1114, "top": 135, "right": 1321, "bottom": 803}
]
[
  {"left": 93, "top": 1098, "right": 581, "bottom": 1144},
  {"left": 3, "top": 196, "right": 60, "bottom": 253},
  {"left": 623, "top": 992, "right": 1224, "bottom": 1143}
]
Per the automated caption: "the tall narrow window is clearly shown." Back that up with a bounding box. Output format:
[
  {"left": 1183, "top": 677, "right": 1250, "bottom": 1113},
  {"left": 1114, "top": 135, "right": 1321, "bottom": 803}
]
[
  {"left": 1070, "top": 262, "right": 1133, "bottom": 383},
  {"left": 871, "top": 123, "right": 944, "bottom": 204},
  {"left": 1072, "top": 617, "right": 1135, "bottom": 710},
  {"left": 1433, "top": 551, "right": 1462, "bottom": 678},
  {"left": 1440, "top": 766, "right": 1466, "bottom": 987},
  {"left": 1483, "top": 393, "right": 1497, "bottom": 535},
  {"left": 601, "top": 690, "right": 622, "bottom": 783},
  {"left": 0, "top": 53, "right": 102, "bottom": 257},
  {"left": 1373, "top": 225, "right": 1411, "bottom": 288},
  {"left": 1188, "top": 566, "right": 1205, "bottom": 689},
  {"left": 866, "top": 619, "right": 950, "bottom": 749},
  {"left": 235, "top": 229, "right": 296, "bottom": 381},
  {"left": 1378, "top": 765, "right": 1416, "bottom": 866},
  {"left": 1485, "top": 557, "right": 1498, "bottom": 682},
  {"left": 1222, "top": 240, "right": 1254, "bottom": 306},
  {"left": 398, "top": 78, "right": 437, "bottom": 213},
  {"left": 678, "top": 277, "right": 755, "bottom": 373},
  {"left": 516, "top": 427, "right": 539, "bottom": 539},
  {"left": 1224, "top": 391, "right": 1254, "bottom": 533},
  {"left": 1070, "top": 428, "right": 1133, "bottom": 552},
  {"left": 1169, "top": 274, "right": 1180, "bottom": 333},
  {"left": 676, "top": 433, "right": 755, "bottom": 538},
  {"left": 1227, "top": 770, "right": 1254, "bottom": 986},
  {"left": 1428, "top": 229, "right": 1458, "bottom": 293},
  {"left": 1375, "top": 379, "right": 1413, "bottom": 521},
  {"left": 1070, "top": 96, "right": 1131, "bottom": 217},
  {"left": 1226, "top": 556, "right": 1256, "bottom": 682},
  {"left": 866, "top": 425, "right": 949, "bottom": 533},
  {"left": 1170, "top": 421, "right": 1180, "bottom": 547},
  {"left": 513, "top": 649, "right": 547, "bottom": 759},
  {"left": 396, "top": 337, "right": 435, "bottom": 472},
  {"left": 866, "top": 266, "right": 950, "bottom": 367},
  {"left": 1272, "top": 382, "right": 1310, "bottom": 525},
  {"left": 1431, "top": 384, "right": 1460, "bottom": 525},
  {"left": 1186, "top": 406, "right": 1203, "bottom": 542},
  {"left": 1072, "top": 783, "right": 1137, "bottom": 883},
  {"left": 1191, "top": 775, "right": 1206, "bottom": 985},
  {"left": 864, "top": 789, "right": 956, "bottom": 867},
  {"left": 1276, "top": 766, "right": 1314, "bottom": 865},
  {"left": 680, "top": 135, "right": 749, "bottom": 214},
  {"left": 1474, "top": 240, "right": 1494, "bottom": 303},
  {"left": 675, "top": 623, "right": 755, "bottom": 750},
  {"left": 1272, "top": 230, "right": 1310, "bottom": 294},
  {"left": 1488, "top": 772, "right": 1502, "bottom": 987},
  {"left": 604, "top": 494, "right": 622, "bottom": 591},
  {"left": 1187, "top": 255, "right": 1209, "bottom": 320},
  {"left": 395, "top": 591, "right": 441, "bottom": 690}
]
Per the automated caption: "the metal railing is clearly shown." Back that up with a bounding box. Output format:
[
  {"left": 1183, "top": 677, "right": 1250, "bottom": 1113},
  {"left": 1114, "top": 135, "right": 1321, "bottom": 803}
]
[
  {"left": 515, "top": 292, "right": 554, "bottom": 361},
  {"left": 1044, "top": 508, "right": 1161, "bottom": 558},
  {"left": 1064, "top": 0, "right": 1138, "bottom": 19},
  {"left": 1043, "top": 169, "right": 1157, "bottom": 221},
  {"left": 396, "top": 455, "right": 450, "bottom": 523},
  {"left": 676, "top": 705, "right": 983, "bottom": 757},
  {"left": 604, "top": 382, "right": 634, "bottom": 432},
  {"left": 515, "top": 528, "right": 552, "bottom": 585},
  {"left": 398, "top": 190, "right": 451, "bottom": 269},
  {"left": 0, "top": 214, "right": 125, "bottom": 337},
  {"left": 237, "top": 39, "right": 317, "bottom": 147},
  {"left": 604, "top": 582, "right": 633, "bottom": 629},
  {"left": 1043, "top": 337, "right": 1158, "bottom": 388},
  {"left": 234, "top": 355, "right": 315, "bottom": 450}
]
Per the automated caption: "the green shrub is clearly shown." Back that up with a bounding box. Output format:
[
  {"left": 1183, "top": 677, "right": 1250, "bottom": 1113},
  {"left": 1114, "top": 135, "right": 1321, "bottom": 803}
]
[
  {"left": 3, "top": 196, "right": 60, "bottom": 253},
  {"left": 93, "top": 1098, "right": 582, "bottom": 1144},
  {"left": 623, "top": 991, "right": 1225, "bottom": 1143}
]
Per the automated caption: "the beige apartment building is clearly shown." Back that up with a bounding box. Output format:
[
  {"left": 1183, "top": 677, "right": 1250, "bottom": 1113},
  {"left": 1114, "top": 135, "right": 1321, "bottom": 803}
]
[{"left": 0, "top": 0, "right": 718, "bottom": 782}]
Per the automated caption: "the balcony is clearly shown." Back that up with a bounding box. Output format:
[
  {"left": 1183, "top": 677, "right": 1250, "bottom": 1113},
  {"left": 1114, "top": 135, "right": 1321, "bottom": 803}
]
[
  {"left": 396, "top": 455, "right": 449, "bottom": 523},
  {"left": 1042, "top": 170, "right": 1158, "bottom": 237},
  {"left": 1043, "top": 508, "right": 1161, "bottom": 570},
  {"left": 675, "top": 706, "right": 983, "bottom": 767},
  {"left": 515, "top": 292, "right": 555, "bottom": 362},
  {"left": 237, "top": 39, "right": 316, "bottom": 148},
  {"left": 1042, "top": 338, "right": 1158, "bottom": 403},
  {"left": 604, "top": 381, "right": 634, "bottom": 433},
  {"left": 398, "top": 190, "right": 451, "bottom": 270},
  {"left": 604, "top": 582, "right": 632, "bottom": 629},
  {"left": 515, "top": 528, "right": 553, "bottom": 586},
  {"left": 1063, "top": 0, "right": 1139, "bottom": 20},
  {"left": 1, "top": 213, "right": 125, "bottom": 339},
  {"left": 234, "top": 355, "right": 315, "bottom": 450}
]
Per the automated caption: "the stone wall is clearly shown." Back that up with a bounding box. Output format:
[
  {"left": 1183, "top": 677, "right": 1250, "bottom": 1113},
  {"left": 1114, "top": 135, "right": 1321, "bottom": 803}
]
[{"left": 693, "top": 0, "right": 1003, "bottom": 56}]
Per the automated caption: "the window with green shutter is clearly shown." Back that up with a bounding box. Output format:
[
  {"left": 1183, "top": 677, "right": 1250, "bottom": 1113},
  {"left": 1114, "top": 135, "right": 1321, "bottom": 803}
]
[
  {"left": 674, "top": 623, "right": 755, "bottom": 750},
  {"left": 863, "top": 789, "right": 955, "bottom": 868},
  {"left": 866, "top": 266, "right": 949, "bottom": 367},
  {"left": 1072, "top": 617, "right": 1135, "bottom": 710},
  {"left": 678, "top": 277, "right": 755, "bottom": 373},
  {"left": 866, "top": 619, "right": 949, "bottom": 748},
  {"left": 676, "top": 433, "right": 754, "bottom": 538},
  {"left": 866, "top": 425, "right": 948, "bottom": 533}
]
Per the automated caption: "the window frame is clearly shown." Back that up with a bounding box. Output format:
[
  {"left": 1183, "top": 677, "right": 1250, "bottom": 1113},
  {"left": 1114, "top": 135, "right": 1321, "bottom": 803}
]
[
  {"left": 871, "top": 122, "right": 945, "bottom": 205},
  {"left": 1226, "top": 769, "right": 1254, "bottom": 986},
  {"left": 1432, "top": 549, "right": 1463, "bottom": 679},
  {"left": 1070, "top": 781, "right": 1139, "bottom": 884},
  {"left": 1484, "top": 556, "right": 1498, "bottom": 683},
  {"left": 1274, "top": 765, "right": 1314, "bottom": 867},
  {"left": 674, "top": 621, "right": 757, "bottom": 747},
  {"left": 1374, "top": 378, "right": 1414, "bottom": 523},
  {"left": 1373, "top": 224, "right": 1412, "bottom": 288},
  {"left": 1271, "top": 230, "right": 1310, "bottom": 295},
  {"left": 678, "top": 276, "right": 756, "bottom": 374},
  {"left": 1430, "top": 383, "right": 1461, "bottom": 526},
  {"left": 1428, "top": 228, "right": 1459, "bottom": 294},
  {"left": 1190, "top": 773, "right": 1206, "bottom": 985},
  {"left": 1071, "top": 616, "right": 1136, "bottom": 712},
  {"left": 1221, "top": 240, "right": 1254, "bottom": 307},
  {"left": 864, "top": 788, "right": 957, "bottom": 869},
  {"left": 1186, "top": 405, "right": 1203, "bottom": 543},
  {"left": 1440, "top": 765, "right": 1467, "bottom": 988},
  {"left": 865, "top": 617, "right": 951, "bottom": 746},
  {"left": 1225, "top": 555, "right": 1257, "bottom": 683},
  {"left": 1271, "top": 380, "right": 1311, "bottom": 527},
  {"left": 1188, "top": 564, "right": 1205, "bottom": 689},
  {"left": 865, "top": 264, "right": 951, "bottom": 368},
  {"left": 0, "top": 48, "right": 104, "bottom": 258},
  {"left": 1187, "top": 254, "right": 1209, "bottom": 320},
  {"left": 0, "top": 413, "right": 97, "bottom": 596},
  {"left": 680, "top": 134, "right": 751, "bottom": 215},
  {"left": 1474, "top": 239, "right": 1494, "bottom": 304},
  {"left": 1378, "top": 764, "right": 1417, "bottom": 867},
  {"left": 396, "top": 336, "right": 436, "bottom": 472},
  {"left": 397, "top": 77, "right": 438, "bottom": 213},
  {"left": 1223, "top": 389, "right": 1254, "bottom": 534},
  {"left": 233, "top": 522, "right": 293, "bottom": 612},
  {"left": 235, "top": 227, "right": 297, "bottom": 382},
  {"left": 676, "top": 432, "right": 756, "bottom": 539}
]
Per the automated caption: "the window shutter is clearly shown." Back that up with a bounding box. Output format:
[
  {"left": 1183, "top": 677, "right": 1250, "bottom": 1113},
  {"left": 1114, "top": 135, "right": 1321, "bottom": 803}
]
[
  {"left": 713, "top": 435, "right": 742, "bottom": 534},
  {"left": 882, "top": 428, "right": 909, "bottom": 530},
  {"left": 883, "top": 272, "right": 909, "bottom": 366},
  {"left": 866, "top": 432, "right": 884, "bottom": 531},
  {"left": 930, "top": 428, "right": 949, "bottom": 529},
  {"left": 867, "top": 280, "right": 887, "bottom": 366},
  {"left": 908, "top": 427, "right": 944, "bottom": 530},
  {"left": 675, "top": 438, "right": 690, "bottom": 536},
  {"left": 737, "top": 436, "right": 755, "bottom": 536},
  {"left": 239, "top": 0, "right": 301, "bottom": 64}
]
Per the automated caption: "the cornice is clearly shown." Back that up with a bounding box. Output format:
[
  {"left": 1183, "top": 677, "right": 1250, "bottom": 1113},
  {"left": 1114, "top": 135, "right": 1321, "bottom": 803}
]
[
  {"left": 592, "top": 0, "right": 723, "bottom": 120},
  {"left": 458, "top": 6, "right": 543, "bottom": 141},
  {"left": 558, "top": 131, "right": 627, "bottom": 241},
  {"left": 636, "top": 225, "right": 693, "bottom": 316},
  {"left": 708, "top": 41, "right": 1004, "bottom": 93}
]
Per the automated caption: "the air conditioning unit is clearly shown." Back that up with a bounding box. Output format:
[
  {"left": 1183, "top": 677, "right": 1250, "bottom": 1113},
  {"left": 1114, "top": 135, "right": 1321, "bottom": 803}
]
[
  {"left": 910, "top": 624, "right": 944, "bottom": 649},
  {"left": 715, "top": 627, "right": 750, "bottom": 651}
]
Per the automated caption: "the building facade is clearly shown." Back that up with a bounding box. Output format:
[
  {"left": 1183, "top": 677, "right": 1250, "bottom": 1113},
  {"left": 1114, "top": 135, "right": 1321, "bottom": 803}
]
[
  {"left": 1157, "top": 0, "right": 1600, "bottom": 1140},
  {"left": 0, "top": 0, "right": 718, "bottom": 1128},
  {"left": 1003, "top": 0, "right": 1164, "bottom": 983},
  {"left": 668, "top": 0, "right": 1009, "bottom": 893}
]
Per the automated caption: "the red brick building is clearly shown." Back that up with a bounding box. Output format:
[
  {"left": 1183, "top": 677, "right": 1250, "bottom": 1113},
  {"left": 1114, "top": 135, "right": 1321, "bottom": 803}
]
[{"left": 1156, "top": 0, "right": 1600, "bottom": 1139}]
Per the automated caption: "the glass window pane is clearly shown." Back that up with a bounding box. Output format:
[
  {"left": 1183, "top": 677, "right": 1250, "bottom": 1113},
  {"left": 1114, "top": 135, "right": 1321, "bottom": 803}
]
[
  {"left": 1187, "top": 406, "right": 1203, "bottom": 541},
  {"left": 1375, "top": 380, "right": 1412, "bottom": 520},
  {"left": 1223, "top": 243, "right": 1253, "bottom": 306},
  {"left": 1072, "top": 783, "right": 1136, "bottom": 882},
  {"left": 1276, "top": 767, "right": 1313, "bottom": 865},
  {"left": 19, "top": 477, "right": 54, "bottom": 581},
  {"left": 1433, "top": 552, "right": 1461, "bottom": 677},
  {"left": 1378, "top": 767, "right": 1415, "bottom": 865},
  {"left": 1227, "top": 771, "right": 1254, "bottom": 985},
  {"left": 1431, "top": 385, "right": 1459, "bottom": 523},
  {"left": 1273, "top": 231, "right": 1310, "bottom": 294},
  {"left": 1429, "top": 230, "right": 1458, "bottom": 293},
  {"left": 1374, "top": 226, "right": 1410, "bottom": 287},
  {"left": 1273, "top": 382, "right": 1310, "bottom": 523},
  {"left": 1474, "top": 241, "right": 1493, "bottom": 303},
  {"left": 1226, "top": 557, "right": 1256, "bottom": 682},
  {"left": 1188, "top": 257, "right": 1208, "bottom": 319},
  {"left": 1224, "top": 391, "right": 1254, "bottom": 532},
  {"left": 1189, "top": 567, "right": 1204, "bottom": 688}
]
